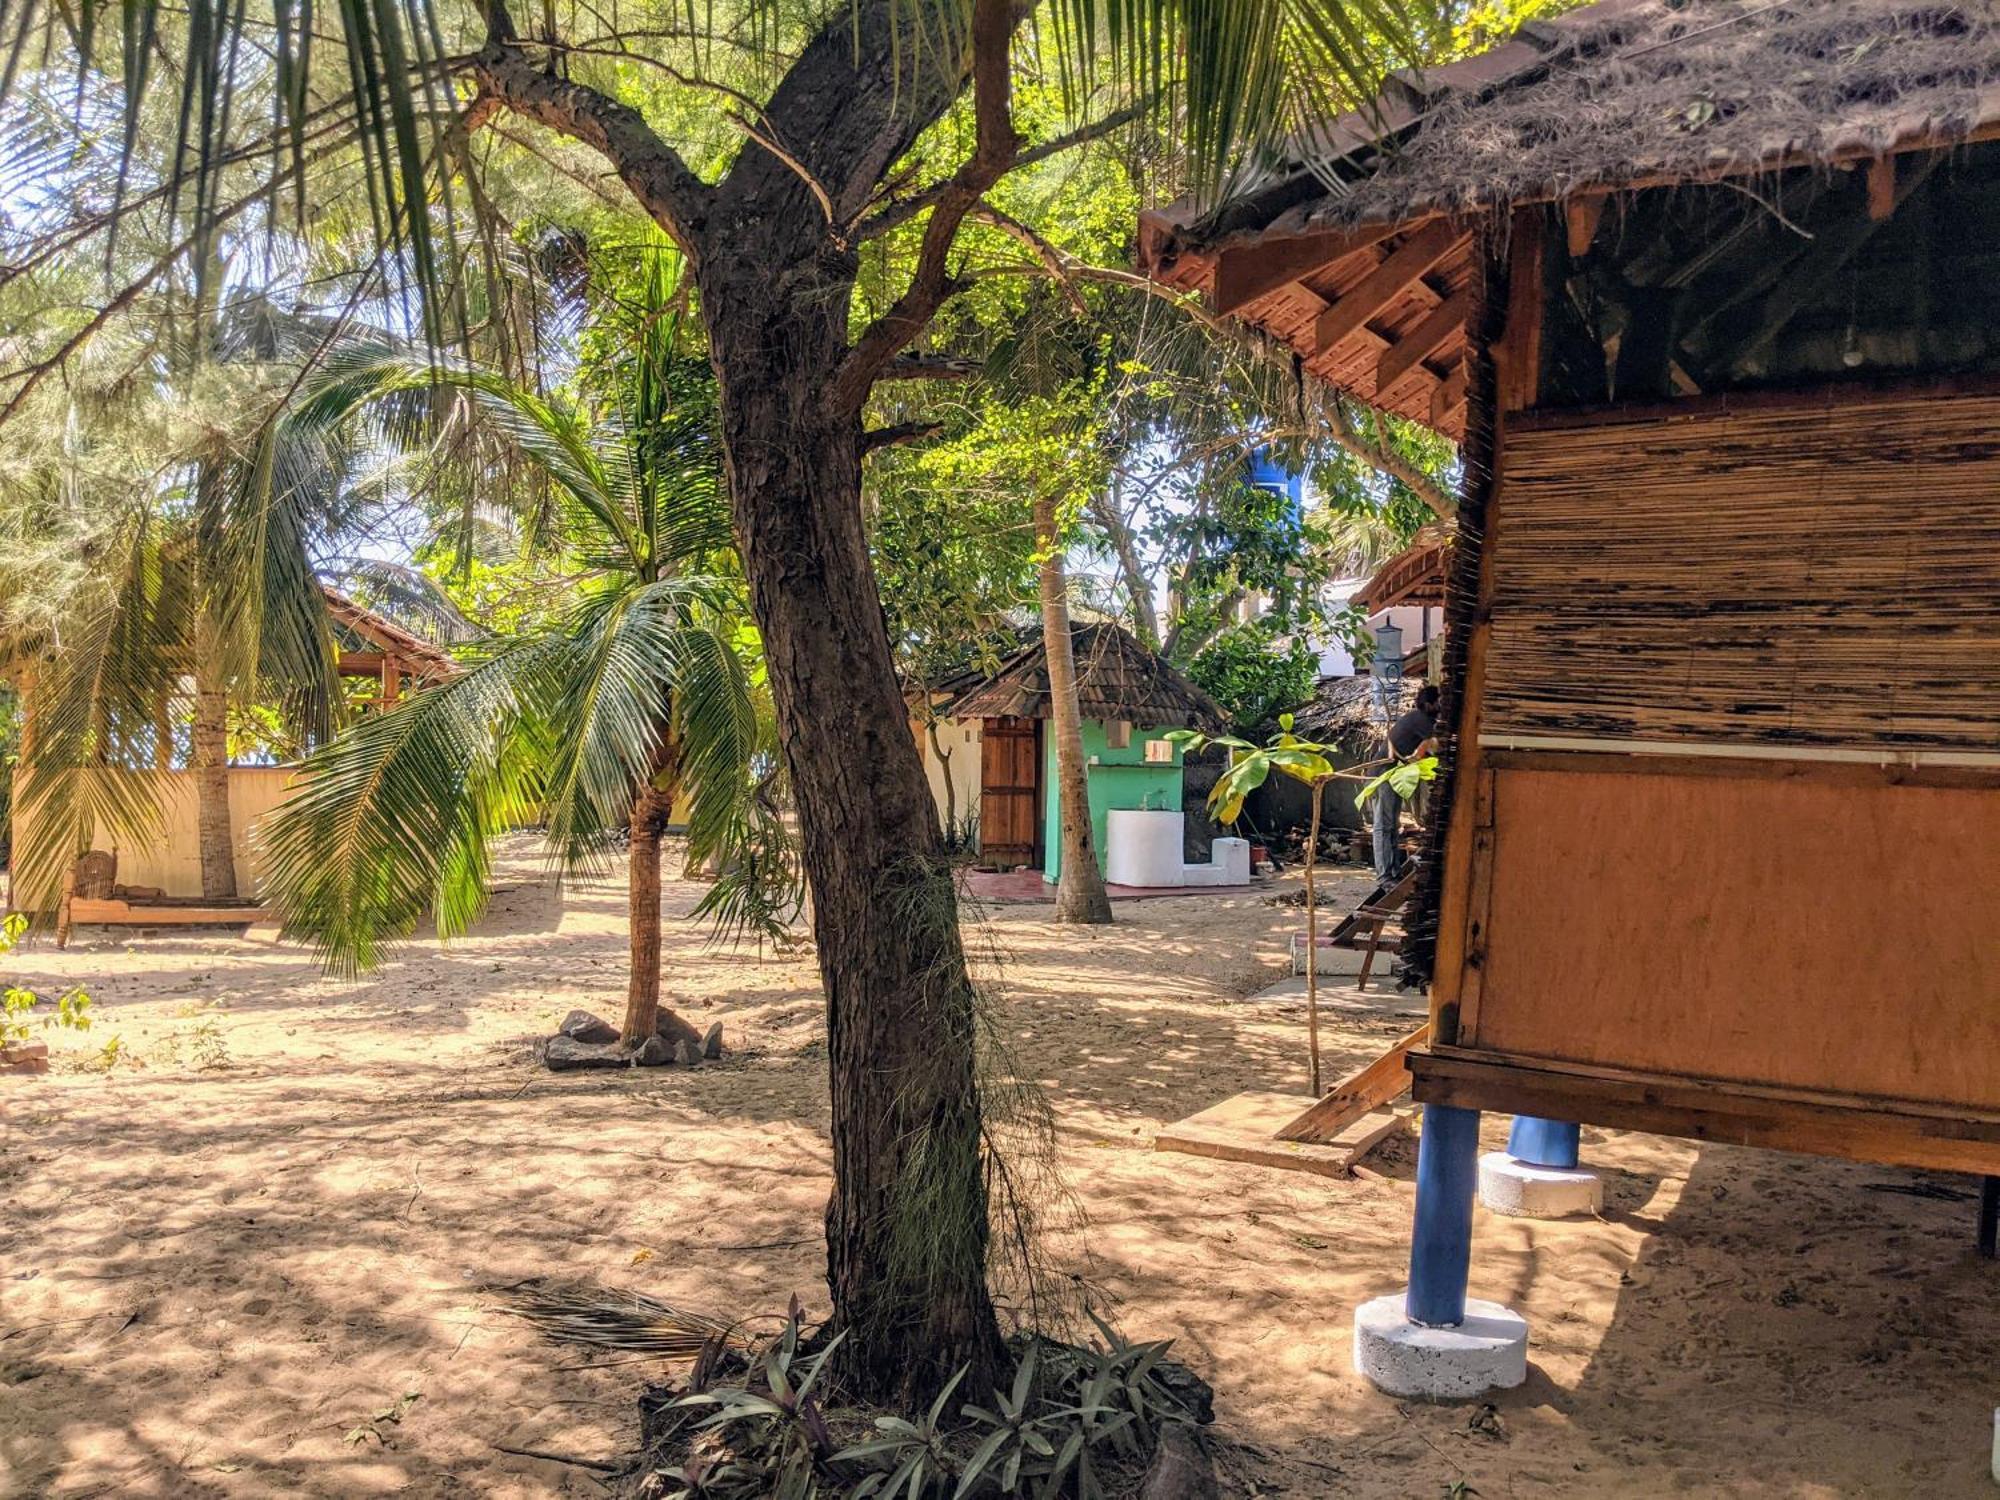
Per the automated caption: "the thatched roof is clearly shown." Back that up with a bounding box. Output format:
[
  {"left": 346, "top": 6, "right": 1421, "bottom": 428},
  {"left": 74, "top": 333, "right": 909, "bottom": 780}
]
[
  {"left": 1292, "top": 674, "right": 1422, "bottom": 741},
  {"left": 946, "top": 623, "right": 1225, "bottom": 728},
  {"left": 1140, "top": 0, "right": 2000, "bottom": 436},
  {"left": 1353, "top": 527, "right": 1452, "bottom": 613},
  {"left": 321, "top": 585, "right": 461, "bottom": 681}
]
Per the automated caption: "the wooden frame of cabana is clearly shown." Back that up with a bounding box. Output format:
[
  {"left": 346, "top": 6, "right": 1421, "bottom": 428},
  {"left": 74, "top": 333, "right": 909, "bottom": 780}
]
[{"left": 1143, "top": 0, "right": 2000, "bottom": 1358}]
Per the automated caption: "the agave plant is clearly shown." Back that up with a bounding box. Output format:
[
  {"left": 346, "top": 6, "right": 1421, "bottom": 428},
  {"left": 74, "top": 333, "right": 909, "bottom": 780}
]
[{"left": 263, "top": 267, "right": 789, "bottom": 1047}]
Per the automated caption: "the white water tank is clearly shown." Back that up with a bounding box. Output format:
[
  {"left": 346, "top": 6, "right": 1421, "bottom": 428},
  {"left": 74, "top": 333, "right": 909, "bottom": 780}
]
[{"left": 1105, "top": 809, "right": 1187, "bottom": 887}]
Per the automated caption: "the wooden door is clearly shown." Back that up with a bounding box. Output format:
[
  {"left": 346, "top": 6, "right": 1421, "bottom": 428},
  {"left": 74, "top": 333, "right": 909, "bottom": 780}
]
[{"left": 979, "top": 717, "right": 1041, "bottom": 869}]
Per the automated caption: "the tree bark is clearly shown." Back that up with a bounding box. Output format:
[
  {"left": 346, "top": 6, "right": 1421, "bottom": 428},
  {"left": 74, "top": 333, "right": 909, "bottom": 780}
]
[
  {"left": 703, "top": 271, "right": 1003, "bottom": 1403},
  {"left": 620, "top": 743, "right": 705, "bottom": 1052},
  {"left": 477, "top": 0, "right": 1016, "bottom": 1404},
  {"left": 1034, "top": 491, "right": 1113, "bottom": 923},
  {"left": 190, "top": 648, "right": 236, "bottom": 901}
]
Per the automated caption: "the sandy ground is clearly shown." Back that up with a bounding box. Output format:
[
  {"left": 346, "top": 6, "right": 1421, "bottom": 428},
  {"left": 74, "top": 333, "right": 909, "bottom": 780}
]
[{"left": 3, "top": 837, "right": 1996, "bottom": 1499}]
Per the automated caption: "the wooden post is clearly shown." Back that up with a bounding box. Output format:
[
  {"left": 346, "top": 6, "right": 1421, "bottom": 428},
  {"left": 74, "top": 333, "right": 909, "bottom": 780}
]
[
  {"left": 382, "top": 658, "right": 402, "bottom": 707},
  {"left": 1406, "top": 1102, "right": 1482, "bottom": 1326}
]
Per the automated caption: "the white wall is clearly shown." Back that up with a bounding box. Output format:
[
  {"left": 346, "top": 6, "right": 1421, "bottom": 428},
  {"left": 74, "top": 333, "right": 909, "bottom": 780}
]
[
  {"left": 12, "top": 766, "right": 298, "bottom": 906},
  {"left": 1314, "top": 584, "right": 1446, "bottom": 677},
  {"left": 916, "top": 716, "right": 983, "bottom": 833}
]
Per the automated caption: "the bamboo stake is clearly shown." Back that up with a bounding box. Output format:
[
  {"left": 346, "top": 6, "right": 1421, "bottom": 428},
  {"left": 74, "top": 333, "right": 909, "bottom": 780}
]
[{"left": 1304, "top": 778, "right": 1324, "bottom": 1097}]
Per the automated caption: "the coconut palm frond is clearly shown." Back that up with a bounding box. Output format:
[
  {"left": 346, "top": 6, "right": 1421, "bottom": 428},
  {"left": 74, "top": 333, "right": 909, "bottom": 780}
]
[
  {"left": 207, "top": 419, "right": 346, "bottom": 747},
  {"left": 12, "top": 507, "right": 188, "bottom": 909},
  {"left": 490, "top": 1279, "right": 750, "bottom": 1357},
  {"left": 1050, "top": 0, "right": 1432, "bottom": 195},
  {"left": 533, "top": 577, "right": 755, "bottom": 874},
  {"left": 260, "top": 637, "right": 556, "bottom": 973}
]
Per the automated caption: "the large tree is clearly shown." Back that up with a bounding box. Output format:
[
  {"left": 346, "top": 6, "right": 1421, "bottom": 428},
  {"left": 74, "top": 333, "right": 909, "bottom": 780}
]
[{"left": 3, "top": 0, "right": 1418, "bottom": 1400}]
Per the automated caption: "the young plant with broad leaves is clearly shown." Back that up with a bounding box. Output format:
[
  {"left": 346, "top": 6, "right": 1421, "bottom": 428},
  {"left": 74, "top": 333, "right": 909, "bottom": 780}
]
[
  {"left": 1169, "top": 713, "right": 1350, "bottom": 1095},
  {"left": 263, "top": 265, "right": 785, "bottom": 1050}
]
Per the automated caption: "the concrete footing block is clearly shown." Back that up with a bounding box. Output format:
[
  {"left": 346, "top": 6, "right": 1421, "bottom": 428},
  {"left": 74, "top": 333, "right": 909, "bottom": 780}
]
[
  {"left": 1353, "top": 1291, "right": 1528, "bottom": 1399},
  {"left": 1477, "top": 1151, "right": 1603, "bottom": 1218}
]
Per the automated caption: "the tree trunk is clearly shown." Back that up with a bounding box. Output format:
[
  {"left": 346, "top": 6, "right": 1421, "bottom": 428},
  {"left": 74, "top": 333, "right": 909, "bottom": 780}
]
[
  {"left": 190, "top": 651, "right": 236, "bottom": 901},
  {"left": 925, "top": 716, "right": 958, "bottom": 830},
  {"left": 1035, "top": 491, "right": 1113, "bottom": 924},
  {"left": 474, "top": 0, "right": 1009, "bottom": 1405},
  {"left": 621, "top": 754, "right": 706, "bottom": 1052},
  {"left": 1089, "top": 483, "right": 1160, "bottom": 651},
  {"left": 703, "top": 270, "right": 1003, "bottom": 1403},
  {"left": 1304, "top": 780, "right": 1324, "bottom": 1097}
]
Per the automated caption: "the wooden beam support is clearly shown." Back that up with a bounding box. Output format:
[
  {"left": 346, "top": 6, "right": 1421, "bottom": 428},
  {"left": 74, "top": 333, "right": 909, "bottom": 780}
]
[
  {"left": 1410, "top": 1045, "right": 2000, "bottom": 1177},
  {"left": 1374, "top": 289, "right": 1473, "bottom": 394},
  {"left": 1866, "top": 155, "right": 1896, "bottom": 221},
  {"left": 1213, "top": 224, "right": 1395, "bottom": 315},
  {"left": 1312, "top": 220, "right": 1465, "bottom": 355},
  {"left": 1274, "top": 1022, "right": 1431, "bottom": 1143},
  {"left": 1564, "top": 192, "right": 1608, "bottom": 256},
  {"left": 1430, "top": 364, "right": 1468, "bottom": 426}
]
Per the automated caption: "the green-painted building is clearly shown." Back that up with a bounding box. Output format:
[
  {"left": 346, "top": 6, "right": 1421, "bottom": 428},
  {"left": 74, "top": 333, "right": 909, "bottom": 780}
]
[{"left": 943, "top": 624, "right": 1224, "bottom": 879}]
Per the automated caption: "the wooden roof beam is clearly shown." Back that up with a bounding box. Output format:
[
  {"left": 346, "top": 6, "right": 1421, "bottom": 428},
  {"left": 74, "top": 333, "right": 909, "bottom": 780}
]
[
  {"left": 1212, "top": 224, "right": 1395, "bottom": 315},
  {"left": 1565, "top": 191, "right": 1608, "bottom": 255},
  {"left": 1430, "top": 365, "right": 1467, "bottom": 427},
  {"left": 1374, "top": 288, "right": 1473, "bottom": 394},
  {"left": 1312, "top": 220, "right": 1466, "bottom": 355}
]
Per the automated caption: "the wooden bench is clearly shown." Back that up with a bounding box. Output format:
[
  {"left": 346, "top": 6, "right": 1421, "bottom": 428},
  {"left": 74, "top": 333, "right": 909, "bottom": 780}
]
[{"left": 54, "top": 853, "right": 270, "bottom": 947}]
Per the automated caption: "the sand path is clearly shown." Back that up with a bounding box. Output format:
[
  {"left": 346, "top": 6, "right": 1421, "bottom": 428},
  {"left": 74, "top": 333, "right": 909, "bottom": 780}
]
[{"left": 3, "top": 839, "right": 1994, "bottom": 1496}]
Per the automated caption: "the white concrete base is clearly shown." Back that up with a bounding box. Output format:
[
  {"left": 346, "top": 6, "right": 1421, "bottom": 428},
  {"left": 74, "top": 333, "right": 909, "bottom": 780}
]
[
  {"left": 1477, "top": 1151, "right": 1603, "bottom": 1218},
  {"left": 1353, "top": 1291, "right": 1529, "bottom": 1399}
]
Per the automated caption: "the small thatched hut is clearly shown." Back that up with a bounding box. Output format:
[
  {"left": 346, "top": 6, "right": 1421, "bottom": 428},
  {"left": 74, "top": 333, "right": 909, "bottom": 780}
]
[
  {"left": 936, "top": 623, "right": 1224, "bottom": 874},
  {"left": 1143, "top": 0, "right": 2000, "bottom": 1395}
]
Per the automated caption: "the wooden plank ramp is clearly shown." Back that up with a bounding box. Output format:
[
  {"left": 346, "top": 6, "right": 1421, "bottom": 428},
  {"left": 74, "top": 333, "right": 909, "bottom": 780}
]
[{"left": 1155, "top": 1092, "right": 1410, "bottom": 1180}]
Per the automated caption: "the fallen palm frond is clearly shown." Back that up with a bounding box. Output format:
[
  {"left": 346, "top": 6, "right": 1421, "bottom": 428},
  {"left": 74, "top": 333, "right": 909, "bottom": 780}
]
[{"left": 487, "top": 1280, "right": 751, "bottom": 1358}]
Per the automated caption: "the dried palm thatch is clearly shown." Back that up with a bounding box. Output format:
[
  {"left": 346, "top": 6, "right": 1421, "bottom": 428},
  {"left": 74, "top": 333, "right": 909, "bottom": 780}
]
[
  {"left": 1163, "top": 0, "right": 2000, "bottom": 246},
  {"left": 488, "top": 1279, "right": 751, "bottom": 1357},
  {"left": 945, "top": 623, "right": 1226, "bottom": 728}
]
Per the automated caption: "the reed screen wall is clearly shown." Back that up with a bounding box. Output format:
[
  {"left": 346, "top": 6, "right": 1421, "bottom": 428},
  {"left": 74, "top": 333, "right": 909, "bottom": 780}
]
[{"left": 1480, "top": 392, "right": 2000, "bottom": 756}]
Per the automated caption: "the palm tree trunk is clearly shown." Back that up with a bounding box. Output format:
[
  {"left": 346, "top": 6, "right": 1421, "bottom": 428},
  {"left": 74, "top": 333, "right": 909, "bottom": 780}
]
[
  {"left": 621, "top": 741, "right": 704, "bottom": 1052},
  {"left": 190, "top": 651, "right": 237, "bottom": 901},
  {"left": 1035, "top": 491, "right": 1112, "bottom": 925}
]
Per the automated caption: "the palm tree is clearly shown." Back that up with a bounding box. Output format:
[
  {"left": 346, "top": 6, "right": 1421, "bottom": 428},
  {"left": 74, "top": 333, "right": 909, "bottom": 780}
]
[{"left": 262, "top": 297, "right": 774, "bottom": 1049}]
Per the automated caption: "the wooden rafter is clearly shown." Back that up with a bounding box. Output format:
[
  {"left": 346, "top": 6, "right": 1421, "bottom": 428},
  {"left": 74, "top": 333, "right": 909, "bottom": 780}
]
[
  {"left": 1565, "top": 191, "right": 1608, "bottom": 255},
  {"left": 1312, "top": 220, "right": 1465, "bottom": 355},
  {"left": 1430, "top": 365, "right": 1468, "bottom": 425},
  {"left": 1212, "top": 224, "right": 1394, "bottom": 314},
  {"left": 1374, "top": 288, "right": 1473, "bottom": 393}
]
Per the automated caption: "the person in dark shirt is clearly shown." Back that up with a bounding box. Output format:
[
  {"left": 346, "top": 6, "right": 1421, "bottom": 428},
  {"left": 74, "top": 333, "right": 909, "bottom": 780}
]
[{"left": 1373, "top": 683, "right": 1440, "bottom": 881}]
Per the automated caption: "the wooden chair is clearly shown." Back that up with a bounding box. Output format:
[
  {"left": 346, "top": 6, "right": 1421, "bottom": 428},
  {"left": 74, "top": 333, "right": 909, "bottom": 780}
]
[{"left": 1289, "top": 862, "right": 1420, "bottom": 990}]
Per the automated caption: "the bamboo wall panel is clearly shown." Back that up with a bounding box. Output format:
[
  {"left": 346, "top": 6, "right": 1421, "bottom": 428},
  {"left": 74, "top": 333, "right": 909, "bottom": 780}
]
[
  {"left": 1470, "top": 765, "right": 2000, "bottom": 1110},
  {"left": 1484, "top": 393, "right": 2000, "bottom": 752}
]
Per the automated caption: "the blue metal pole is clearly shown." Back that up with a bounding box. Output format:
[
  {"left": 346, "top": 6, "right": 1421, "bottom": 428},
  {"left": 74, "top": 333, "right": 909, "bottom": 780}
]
[
  {"left": 1406, "top": 1103, "right": 1481, "bottom": 1327},
  {"left": 1507, "top": 1115, "right": 1581, "bottom": 1169}
]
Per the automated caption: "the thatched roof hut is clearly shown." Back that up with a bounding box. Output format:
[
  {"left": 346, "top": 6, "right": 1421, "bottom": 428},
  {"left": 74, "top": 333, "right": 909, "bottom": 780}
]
[
  {"left": 1141, "top": 0, "right": 2000, "bottom": 436},
  {"left": 1140, "top": 0, "right": 2000, "bottom": 1371},
  {"left": 320, "top": 585, "right": 461, "bottom": 692},
  {"left": 947, "top": 623, "right": 1225, "bottom": 728}
]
